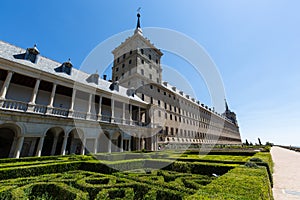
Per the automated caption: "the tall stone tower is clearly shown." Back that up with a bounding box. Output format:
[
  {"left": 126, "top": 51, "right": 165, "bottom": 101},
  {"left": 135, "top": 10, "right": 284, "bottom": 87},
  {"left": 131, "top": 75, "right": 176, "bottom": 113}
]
[{"left": 112, "top": 12, "right": 163, "bottom": 89}]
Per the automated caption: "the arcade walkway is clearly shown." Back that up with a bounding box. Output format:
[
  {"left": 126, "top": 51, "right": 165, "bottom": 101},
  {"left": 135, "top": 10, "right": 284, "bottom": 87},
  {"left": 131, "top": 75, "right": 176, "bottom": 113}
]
[{"left": 271, "top": 146, "right": 300, "bottom": 200}]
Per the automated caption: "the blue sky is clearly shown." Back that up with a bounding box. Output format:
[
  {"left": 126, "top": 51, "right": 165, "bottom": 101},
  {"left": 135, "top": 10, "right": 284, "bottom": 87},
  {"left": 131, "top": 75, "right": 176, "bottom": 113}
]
[{"left": 1, "top": 1, "right": 300, "bottom": 146}]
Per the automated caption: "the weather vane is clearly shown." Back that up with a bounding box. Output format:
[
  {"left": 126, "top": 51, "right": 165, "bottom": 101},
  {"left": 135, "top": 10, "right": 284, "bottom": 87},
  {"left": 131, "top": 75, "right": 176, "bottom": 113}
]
[{"left": 137, "top": 7, "right": 141, "bottom": 13}]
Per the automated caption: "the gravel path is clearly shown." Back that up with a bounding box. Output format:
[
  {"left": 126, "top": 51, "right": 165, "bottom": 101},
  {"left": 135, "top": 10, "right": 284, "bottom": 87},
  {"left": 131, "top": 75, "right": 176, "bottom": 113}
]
[{"left": 271, "top": 146, "right": 300, "bottom": 200}]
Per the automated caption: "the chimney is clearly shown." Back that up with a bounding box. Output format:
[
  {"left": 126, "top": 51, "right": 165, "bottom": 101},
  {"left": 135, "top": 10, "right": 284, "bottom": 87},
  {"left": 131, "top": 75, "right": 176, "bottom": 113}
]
[{"left": 103, "top": 75, "right": 107, "bottom": 80}]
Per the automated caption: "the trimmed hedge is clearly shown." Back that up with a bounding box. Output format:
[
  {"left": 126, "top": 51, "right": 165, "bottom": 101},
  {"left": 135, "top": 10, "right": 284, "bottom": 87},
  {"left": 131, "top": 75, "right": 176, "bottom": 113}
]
[
  {"left": 184, "top": 150, "right": 257, "bottom": 156},
  {"left": 11, "top": 182, "right": 88, "bottom": 200},
  {"left": 0, "top": 152, "right": 274, "bottom": 199},
  {"left": 186, "top": 166, "right": 273, "bottom": 200},
  {"left": 95, "top": 187, "right": 134, "bottom": 200},
  {"left": 0, "top": 162, "right": 82, "bottom": 180},
  {"left": 162, "top": 161, "right": 235, "bottom": 176}
]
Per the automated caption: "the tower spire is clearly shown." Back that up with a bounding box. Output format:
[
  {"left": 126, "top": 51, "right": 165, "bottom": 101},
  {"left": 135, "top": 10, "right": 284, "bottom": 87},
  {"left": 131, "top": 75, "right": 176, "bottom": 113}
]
[
  {"left": 134, "top": 8, "right": 143, "bottom": 35},
  {"left": 225, "top": 99, "right": 229, "bottom": 111}
]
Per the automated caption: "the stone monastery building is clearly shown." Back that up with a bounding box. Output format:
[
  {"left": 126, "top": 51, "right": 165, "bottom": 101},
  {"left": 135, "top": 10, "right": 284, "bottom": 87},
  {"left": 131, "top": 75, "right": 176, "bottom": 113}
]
[{"left": 0, "top": 13, "right": 241, "bottom": 158}]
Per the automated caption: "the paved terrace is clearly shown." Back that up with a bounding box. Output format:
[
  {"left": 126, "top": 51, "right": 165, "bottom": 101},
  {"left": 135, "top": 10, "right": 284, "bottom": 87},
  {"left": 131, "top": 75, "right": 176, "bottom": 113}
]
[{"left": 271, "top": 146, "right": 300, "bottom": 200}]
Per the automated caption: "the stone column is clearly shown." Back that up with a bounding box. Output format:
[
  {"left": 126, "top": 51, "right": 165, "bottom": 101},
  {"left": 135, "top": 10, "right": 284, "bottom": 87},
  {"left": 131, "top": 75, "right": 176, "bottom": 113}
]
[
  {"left": 51, "top": 134, "right": 59, "bottom": 155},
  {"left": 30, "top": 79, "right": 41, "bottom": 104},
  {"left": 137, "top": 136, "right": 141, "bottom": 151},
  {"left": 61, "top": 135, "right": 68, "bottom": 155},
  {"left": 108, "top": 137, "right": 112, "bottom": 153},
  {"left": 28, "top": 139, "right": 37, "bottom": 156},
  {"left": 47, "top": 83, "right": 57, "bottom": 114},
  {"left": 138, "top": 107, "right": 141, "bottom": 124},
  {"left": 14, "top": 136, "right": 24, "bottom": 158},
  {"left": 111, "top": 99, "right": 115, "bottom": 123},
  {"left": 86, "top": 93, "right": 92, "bottom": 119},
  {"left": 94, "top": 138, "right": 98, "bottom": 154},
  {"left": 141, "top": 137, "right": 145, "bottom": 150},
  {"left": 9, "top": 137, "right": 18, "bottom": 158},
  {"left": 151, "top": 136, "right": 154, "bottom": 151},
  {"left": 97, "top": 96, "right": 102, "bottom": 121},
  {"left": 36, "top": 136, "right": 45, "bottom": 157},
  {"left": 129, "top": 104, "right": 133, "bottom": 125},
  {"left": 68, "top": 89, "right": 77, "bottom": 117},
  {"left": 128, "top": 139, "right": 131, "bottom": 151},
  {"left": 81, "top": 136, "right": 86, "bottom": 155},
  {"left": 122, "top": 103, "right": 126, "bottom": 124},
  {"left": 27, "top": 79, "right": 41, "bottom": 112},
  {"left": 120, "top": 133, "right": 123, "bottom": 152},
  {"left": 0, "top": 71, "right": 13, "bottom": 99}
]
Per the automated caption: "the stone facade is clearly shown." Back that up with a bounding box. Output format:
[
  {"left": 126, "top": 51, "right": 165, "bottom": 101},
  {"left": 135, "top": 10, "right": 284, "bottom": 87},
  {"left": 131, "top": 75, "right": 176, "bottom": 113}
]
[
  {"left": 0, "top": 13, "right": 241, "bottom": 158},
  {"left": 111, "top": 13, "right": 241, "bottom": 149}
]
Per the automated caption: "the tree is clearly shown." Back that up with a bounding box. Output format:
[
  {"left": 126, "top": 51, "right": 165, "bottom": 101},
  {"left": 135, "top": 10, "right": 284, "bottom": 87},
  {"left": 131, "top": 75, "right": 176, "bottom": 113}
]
[
  {"left": 258, "top": 138, "right": 262, "bottom": 146},
  {"left": 245, "top": 139, "right": 249, "bottom": 146}
]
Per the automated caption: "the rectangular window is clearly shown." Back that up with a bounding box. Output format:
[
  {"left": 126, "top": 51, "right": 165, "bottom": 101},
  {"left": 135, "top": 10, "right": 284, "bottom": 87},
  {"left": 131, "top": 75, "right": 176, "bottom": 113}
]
[
  {"left": 158, "top": 100, "right": 160, "bottom": 106},
  {"left": 158, "top": 110, "right": 161, "bottom": 117},
  {"left": 149, "top": 74, "right": 152, "bottom": 80}
]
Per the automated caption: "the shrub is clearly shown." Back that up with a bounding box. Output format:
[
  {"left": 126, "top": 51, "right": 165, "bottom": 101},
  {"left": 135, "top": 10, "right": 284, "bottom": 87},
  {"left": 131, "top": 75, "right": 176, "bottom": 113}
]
[
  {"left": 11, "top": 182, "right": 88, "bottom": 200},
  {"left": 186, "top": 166, "right": 273, "bottom": 200},
  {"left": 0, "top": 162, "right": 82, "bottom": 180},
  {"left": 95, "top": 188, "right": 134, "bottom": 200},
  {"left": 250, "top": 157, "right": 263, "bottom": 162},
  {"left": 244, "top": 162, "right": 258, "bottom": 168}
]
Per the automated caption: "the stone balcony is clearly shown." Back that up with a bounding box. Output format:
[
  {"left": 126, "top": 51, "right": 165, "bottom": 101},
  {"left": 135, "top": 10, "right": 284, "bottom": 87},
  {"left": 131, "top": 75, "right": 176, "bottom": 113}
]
[{"left": 0, "top": 98, "right": 161, "bottom": 129}]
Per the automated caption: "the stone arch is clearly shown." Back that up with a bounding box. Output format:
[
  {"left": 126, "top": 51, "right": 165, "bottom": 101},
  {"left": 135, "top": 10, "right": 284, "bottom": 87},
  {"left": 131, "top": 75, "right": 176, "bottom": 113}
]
[
  {"left": 65, "top": 128, "right": 84, "bottom": 154},
  {"left": 0, "top": 123, "right": 21, "bottom": 158},
  {"left": 41, "top": 127, "right": 64, "bottom": 156}
]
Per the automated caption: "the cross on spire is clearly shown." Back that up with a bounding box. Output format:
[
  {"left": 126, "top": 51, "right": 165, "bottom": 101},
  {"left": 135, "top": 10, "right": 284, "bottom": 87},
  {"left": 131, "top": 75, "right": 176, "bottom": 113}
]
[{"left": 134, "top": 7, "right": 143, "bottom": 35}]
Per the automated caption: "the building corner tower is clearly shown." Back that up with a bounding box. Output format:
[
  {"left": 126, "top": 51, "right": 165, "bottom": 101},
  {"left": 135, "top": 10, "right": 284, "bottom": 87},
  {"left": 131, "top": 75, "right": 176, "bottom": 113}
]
[{"left": 112, "top": 12, "right": 163, "bottom": 90}]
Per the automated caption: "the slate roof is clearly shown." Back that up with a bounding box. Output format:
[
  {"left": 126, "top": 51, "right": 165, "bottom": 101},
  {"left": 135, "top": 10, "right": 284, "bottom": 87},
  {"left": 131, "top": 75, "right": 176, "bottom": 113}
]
[{"left": 0, "top": 40, "right": 146, "bottom": 104}]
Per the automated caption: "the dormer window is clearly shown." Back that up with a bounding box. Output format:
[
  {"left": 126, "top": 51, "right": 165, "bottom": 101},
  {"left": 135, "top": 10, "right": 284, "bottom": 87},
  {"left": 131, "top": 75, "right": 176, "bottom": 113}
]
[
  {"left": 109, "top": 81, "right": 119, "bottom": 91},
  {"left": 55, "top": 58, "right": 73, "bottom": 75},
  {"left": 86, "top": 72, "right": 99, "bottom": 85},
  {"left": 25, "top": 44, "right": 40, "bottom": 63}
]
